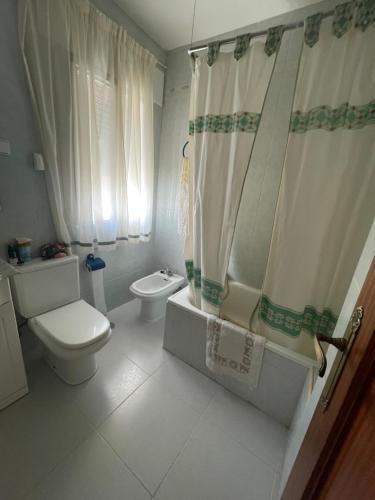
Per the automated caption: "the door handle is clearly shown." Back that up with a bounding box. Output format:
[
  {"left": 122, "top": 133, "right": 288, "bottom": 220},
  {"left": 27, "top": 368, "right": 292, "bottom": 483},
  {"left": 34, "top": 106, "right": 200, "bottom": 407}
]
[
  {"left": 319, "top": 306, "right": 364, "bottom": 410},
  {"left": 317, "top": 335, "right": 348, "bottom": 378}
]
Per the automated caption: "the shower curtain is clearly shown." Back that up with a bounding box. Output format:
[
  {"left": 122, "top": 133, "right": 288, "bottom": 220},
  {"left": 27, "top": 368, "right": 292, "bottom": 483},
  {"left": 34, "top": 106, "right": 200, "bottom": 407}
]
[
  {"left": 259, "top": 3, "right": 375, "bottom": 359},
  {"left": 185, "top": 29, "right": 282, "bottom": 314}
]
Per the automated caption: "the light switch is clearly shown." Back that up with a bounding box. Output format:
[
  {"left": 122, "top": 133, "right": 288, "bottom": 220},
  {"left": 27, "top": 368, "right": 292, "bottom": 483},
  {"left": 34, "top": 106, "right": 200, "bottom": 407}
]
[
  {"left": 33, "top": 153, "right": 45, "bottom": 171},
  {"left": 0, "top": 139, "right": 11, "bottom": 156}
]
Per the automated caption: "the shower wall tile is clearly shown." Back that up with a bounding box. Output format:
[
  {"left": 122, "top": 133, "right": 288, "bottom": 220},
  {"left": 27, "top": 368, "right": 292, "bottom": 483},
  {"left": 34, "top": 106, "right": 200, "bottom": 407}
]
[
  {"left": 102, "top": 243, "right": 156, "bottom": 310},
  {"left": 153, "top": 75, "right": 191, "bottom": 277}
]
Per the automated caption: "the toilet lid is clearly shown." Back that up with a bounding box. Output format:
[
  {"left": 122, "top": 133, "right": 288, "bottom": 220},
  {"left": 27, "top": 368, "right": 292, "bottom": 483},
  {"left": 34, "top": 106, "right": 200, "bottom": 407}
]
[{"left": 32, "top": 300, "right": 110, "bottom": 350}]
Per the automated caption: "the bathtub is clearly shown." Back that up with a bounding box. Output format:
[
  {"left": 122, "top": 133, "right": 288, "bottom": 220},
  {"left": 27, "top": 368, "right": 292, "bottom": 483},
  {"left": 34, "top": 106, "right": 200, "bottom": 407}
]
[{"left": 163, "top": 284, "right": 318, "bottom": 427}]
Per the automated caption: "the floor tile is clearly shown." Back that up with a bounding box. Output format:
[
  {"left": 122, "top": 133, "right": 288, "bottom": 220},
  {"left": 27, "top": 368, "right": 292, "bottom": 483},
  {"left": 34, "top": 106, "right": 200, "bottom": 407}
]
[
  {"left": 101, "top": 300, "right": 170, "bottom": 374},
  {"left": 151, "top": 355, "right": 219, "bottom": 413},
  {"left": 98, "top": 378, "right": 201, "bottom": 494},
  {"left": 155, "top": 422, "right": 276, "bottom": 500},
  {"left": 202, "top": 387, "right": 287, "bottom": 471},
  {"left": 25, "top": 357, "right": 72, "bottom": 402},
  {"left": 107, "top": 300, "right": 164, "bottom": 346},
  {"left": 26, "top": 433, "right": 151, "bottom": 500},
  {"left": 115, "top": 337, "right": 171, "bottom": 375},
  {"left": 70, "top": 351, "right": 149, "bottom": 427},
  {"left": 106, "top": 299, "right": 142, "bottom": 327},
  {"left": 2, "top": 299, "right": 289, "bottom": 500},
  {"left": 0, "top": 362, "right": 93, "bottom": 500}
]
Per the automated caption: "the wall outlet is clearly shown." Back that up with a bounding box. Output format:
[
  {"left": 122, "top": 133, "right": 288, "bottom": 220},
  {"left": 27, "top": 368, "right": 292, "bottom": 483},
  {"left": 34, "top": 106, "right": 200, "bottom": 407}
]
[
  {"left": 33, "top": 153, "right": 45, "bottom": 171},
  {"left": 0, "top": 139, "right": 11, "bottom": 156}
]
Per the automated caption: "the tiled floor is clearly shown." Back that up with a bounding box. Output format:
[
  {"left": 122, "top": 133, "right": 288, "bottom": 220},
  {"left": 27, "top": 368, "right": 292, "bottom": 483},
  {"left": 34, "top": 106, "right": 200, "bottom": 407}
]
[{"left": 1, "top": 299, "right": 287, "bottom": 500}]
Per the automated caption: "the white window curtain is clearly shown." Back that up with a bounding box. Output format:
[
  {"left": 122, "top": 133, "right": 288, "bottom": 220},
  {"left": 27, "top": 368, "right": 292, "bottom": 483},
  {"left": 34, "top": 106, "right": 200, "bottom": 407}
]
[
  {"left": 184, "top": 30, "right": 282, "bottom": 314},
  {"left": 18, "top": 0, "right": 156, "bottom": 249},
  {"left": 259, "top": 4, "right": 375, "bottom": 359}
]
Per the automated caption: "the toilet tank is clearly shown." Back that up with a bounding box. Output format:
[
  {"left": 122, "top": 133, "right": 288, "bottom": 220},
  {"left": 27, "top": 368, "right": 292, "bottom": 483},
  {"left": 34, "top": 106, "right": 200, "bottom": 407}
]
[{"left": 11, "top": 256, "right": 80, "bottom": 318}]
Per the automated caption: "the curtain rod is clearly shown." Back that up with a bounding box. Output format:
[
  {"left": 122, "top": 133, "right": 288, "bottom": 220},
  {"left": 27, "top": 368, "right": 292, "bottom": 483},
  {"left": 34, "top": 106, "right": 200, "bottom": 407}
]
[{"left": 187, "top": 9, "right": 334, "bottom": 55}]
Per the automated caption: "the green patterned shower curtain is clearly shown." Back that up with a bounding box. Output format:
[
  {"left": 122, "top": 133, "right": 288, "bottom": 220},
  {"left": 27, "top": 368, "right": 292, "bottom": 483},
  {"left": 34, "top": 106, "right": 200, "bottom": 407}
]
[
  {"left": 184, "top": 29, "right": 282, "bottom": 314},
  {"left": 259, "top": 1, "right": 375, "bottom": 359}
]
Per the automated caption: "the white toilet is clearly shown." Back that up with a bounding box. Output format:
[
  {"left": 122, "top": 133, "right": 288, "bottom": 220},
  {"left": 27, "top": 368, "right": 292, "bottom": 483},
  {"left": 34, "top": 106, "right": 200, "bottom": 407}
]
[
  {"left": 11, "top": 255, "right": 111, "bottom": 385},
  {"left": 130, "top": 270, "right": 184, "bottom": 322}
]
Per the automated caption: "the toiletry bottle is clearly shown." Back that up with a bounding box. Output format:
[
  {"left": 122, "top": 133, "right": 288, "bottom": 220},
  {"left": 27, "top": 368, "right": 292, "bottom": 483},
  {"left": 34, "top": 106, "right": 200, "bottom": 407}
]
[{"left": 7, "top": 244, "right": 18, "bottom": 265}]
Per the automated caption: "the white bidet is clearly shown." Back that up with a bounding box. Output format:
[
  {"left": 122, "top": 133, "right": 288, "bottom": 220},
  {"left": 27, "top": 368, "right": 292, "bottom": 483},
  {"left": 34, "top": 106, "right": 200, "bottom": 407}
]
[{"left": 130, "top": 270, "right": 184, "bottom": 321}]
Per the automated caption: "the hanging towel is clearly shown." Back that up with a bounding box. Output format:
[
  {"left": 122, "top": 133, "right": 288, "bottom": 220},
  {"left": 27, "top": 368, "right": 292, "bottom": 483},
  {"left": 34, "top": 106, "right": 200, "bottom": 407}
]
[{"left": 206, "top": 315, "right": 266, "bottom": 388}]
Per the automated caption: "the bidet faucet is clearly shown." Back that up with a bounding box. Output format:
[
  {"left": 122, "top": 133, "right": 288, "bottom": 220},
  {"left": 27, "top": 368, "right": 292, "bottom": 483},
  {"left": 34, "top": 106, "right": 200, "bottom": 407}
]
[{"left": 161, "top": 267, "right": 174, "bottom": 277}]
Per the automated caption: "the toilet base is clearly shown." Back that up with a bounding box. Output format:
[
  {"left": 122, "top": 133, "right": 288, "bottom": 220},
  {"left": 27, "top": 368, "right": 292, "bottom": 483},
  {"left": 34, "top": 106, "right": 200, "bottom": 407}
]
[
  {"left": 44, "top": 349, "right": 98, "bottom": 385},
  {"left": 140, "top": 298, "right": 167, "bottom": 322}
]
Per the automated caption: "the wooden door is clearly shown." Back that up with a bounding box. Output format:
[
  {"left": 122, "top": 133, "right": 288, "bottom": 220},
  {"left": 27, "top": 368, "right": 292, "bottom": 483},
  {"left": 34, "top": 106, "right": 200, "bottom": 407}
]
[
  {"left": 282, "top": 258, "right": 375, "bottom": 500},
  {"left": 316, "top": 373, "right": 375, "bottom": 499}
]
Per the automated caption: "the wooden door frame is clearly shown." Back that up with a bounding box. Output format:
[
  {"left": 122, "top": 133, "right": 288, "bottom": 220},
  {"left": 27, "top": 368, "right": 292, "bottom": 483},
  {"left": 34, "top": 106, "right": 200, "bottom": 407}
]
[{"left": 282, "top": 258, "right": 375, "bottom": 500}]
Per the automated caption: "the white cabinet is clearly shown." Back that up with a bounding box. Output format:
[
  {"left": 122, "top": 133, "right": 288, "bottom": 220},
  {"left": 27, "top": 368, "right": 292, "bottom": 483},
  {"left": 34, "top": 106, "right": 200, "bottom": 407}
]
[{"left": 0, "top": 278, "right": 28, "bottom": 410}]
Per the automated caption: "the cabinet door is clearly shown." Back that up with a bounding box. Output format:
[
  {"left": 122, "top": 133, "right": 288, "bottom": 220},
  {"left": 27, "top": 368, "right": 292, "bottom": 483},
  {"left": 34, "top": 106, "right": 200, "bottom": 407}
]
[{"left": 0, "top": 301, "right": 28, "bottom": 408}]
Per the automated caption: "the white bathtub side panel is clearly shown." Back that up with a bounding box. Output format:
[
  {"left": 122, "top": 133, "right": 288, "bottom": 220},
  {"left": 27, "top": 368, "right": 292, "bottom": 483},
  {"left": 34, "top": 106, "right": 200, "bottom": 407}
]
[{"left": 163, "top": 300, "right": 308, "bottom": 427}]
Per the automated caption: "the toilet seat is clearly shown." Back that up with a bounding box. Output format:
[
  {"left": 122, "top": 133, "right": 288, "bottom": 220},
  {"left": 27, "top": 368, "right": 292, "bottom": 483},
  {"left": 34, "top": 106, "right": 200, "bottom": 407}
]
[
  {"left": 29, "top": 299, "right": 110, "bottom": 350},
  {"left": 10, "top": 255, "right": 112, "bottom": 384}
]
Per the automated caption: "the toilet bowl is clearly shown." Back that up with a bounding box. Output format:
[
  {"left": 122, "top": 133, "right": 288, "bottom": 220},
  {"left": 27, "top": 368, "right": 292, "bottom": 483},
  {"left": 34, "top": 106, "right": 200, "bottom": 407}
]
[
  {"left": 130, "top": 270, "right": 184, "bottom": 322},
  {"left": 11, "top": 256, "right": 111, "bottom": 385},
  {"left": 28, "top": 299, "right": 111, "bottom": 384}
]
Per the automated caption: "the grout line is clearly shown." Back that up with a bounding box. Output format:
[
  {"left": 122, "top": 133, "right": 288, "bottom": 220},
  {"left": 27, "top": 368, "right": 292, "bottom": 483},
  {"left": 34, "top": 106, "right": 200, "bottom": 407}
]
[
  {"left": 95, "top": 371, "right": 153, "bottom": 429},
  {"left": 148, "top": 352, "right": 223, "bottom": 413},
  {"left": 95, "top": 367, "right": 211, "bottom": 497},
  {"left": 17, "top": 364, "right": 98, "bottom": 499},
  {"left": 95, "top": 429, "right": 154, "bottom": 497},
  {"left": 122, "top": 350, "right": 168, "bottom": 376},
  {"left": 66, "top": 356, "right": 150, "bottom": 429},
  {"left": 198, "top": 408, "right": 286, "bottom": 474},
  {"left": 153, "top": 358, "right": 287, "bottom": 475},
  {"left": 22, "top": 425, "right": 98, "bottom": 499},
  {"left": 184, "top": 383, "right": 286, "bottom": 475},
  {"left": 152, "top": 389, "right": 217, "bottom": 498},
  {"left": 19, "top": 321, "right": 284, "bottom": 500},
  {"left": 103, "top": 326, "right": 285, "bottom": 484}
]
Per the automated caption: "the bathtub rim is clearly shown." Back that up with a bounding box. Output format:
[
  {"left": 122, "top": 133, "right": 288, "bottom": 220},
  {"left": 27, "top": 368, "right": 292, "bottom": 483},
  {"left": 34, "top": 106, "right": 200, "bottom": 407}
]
[{"left": 168, "top": 286, "right": 319, "bottom": 370}]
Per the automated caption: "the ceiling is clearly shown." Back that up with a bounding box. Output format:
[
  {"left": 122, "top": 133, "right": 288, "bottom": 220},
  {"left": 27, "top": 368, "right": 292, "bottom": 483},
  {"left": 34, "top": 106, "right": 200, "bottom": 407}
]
[{"left": 114, "top": 0, "right": 322, "bottom": 51}]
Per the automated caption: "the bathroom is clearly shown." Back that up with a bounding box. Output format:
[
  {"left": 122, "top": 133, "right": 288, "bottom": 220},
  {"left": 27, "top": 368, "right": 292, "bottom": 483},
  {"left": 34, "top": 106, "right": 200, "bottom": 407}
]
[{"left": 0, "top": 0, "right": 374, "bottom": 498}]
